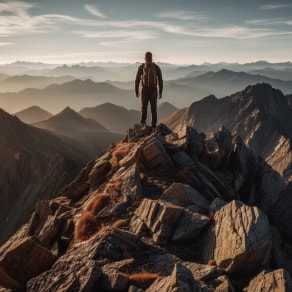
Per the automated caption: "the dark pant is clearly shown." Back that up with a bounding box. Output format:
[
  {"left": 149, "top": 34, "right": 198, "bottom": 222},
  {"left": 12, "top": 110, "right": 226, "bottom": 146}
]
[{"left": 140, "top": 87, "right": 158, "bottom": 127}]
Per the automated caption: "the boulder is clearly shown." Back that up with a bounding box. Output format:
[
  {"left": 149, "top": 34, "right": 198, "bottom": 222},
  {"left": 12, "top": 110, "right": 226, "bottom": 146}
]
[
  {"left": 101, "top": 259, "right": 133, "bottom": 291},
  {"left": 245, "top": 269, "right": 292, "bottom": 292},
  {"left": 146, "top": 264, "right": 201, "bottom": 292},
  {"left": 130, "top": 199, "right": 183, "bottom": 244},
  {"left": 137, "top": 136, "right": 175, "bottom": 171},
  {"left": 201, "top": 200, "right": 272, "bottom": 274},
  {"left": 0, "top": 236, "right": 56, "bottom": 290},
  {"left": 160, "top": 182, "right": 209, "bottom": 212},
  {"left": 269, "top": 187, "right": 292, "bottom": 243},
  {"left": 257, "top": 158, "right": 286, "bottom": 213},
  {"left": 202, "top": 126, "right": 233, "bottom": 170},
  {"left": 172, "top": 208, "right": 210, "bottom": 241}
]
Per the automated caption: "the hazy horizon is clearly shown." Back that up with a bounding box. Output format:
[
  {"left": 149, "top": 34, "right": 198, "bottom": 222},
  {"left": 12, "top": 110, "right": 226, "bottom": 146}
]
[{"left": 0, "top": 0, "right": 291, "bottom": 65}]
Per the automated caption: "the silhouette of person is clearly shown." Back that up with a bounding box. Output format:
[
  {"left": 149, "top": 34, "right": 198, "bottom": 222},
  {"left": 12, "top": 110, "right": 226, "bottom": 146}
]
[{"left": 135, "top": 51, "right": 163, "bottom": 129}]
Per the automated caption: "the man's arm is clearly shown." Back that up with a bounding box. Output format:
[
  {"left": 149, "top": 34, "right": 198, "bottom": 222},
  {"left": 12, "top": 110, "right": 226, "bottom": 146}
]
[
  {"left": 135, "top": 64, "right": 143, "bottom": 97},
  {"left": 155, "top": 64, "right": 163, "bottom": 98}
]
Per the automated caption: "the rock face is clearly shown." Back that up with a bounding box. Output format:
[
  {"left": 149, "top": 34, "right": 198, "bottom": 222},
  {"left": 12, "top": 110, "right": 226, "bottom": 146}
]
[{"left": 1, "top": 122, "right": 291, "bottom": 291}]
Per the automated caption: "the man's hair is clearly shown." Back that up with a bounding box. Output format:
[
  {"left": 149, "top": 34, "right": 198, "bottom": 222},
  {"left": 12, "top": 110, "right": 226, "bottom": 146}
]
[{"left": 145, "top": 51, "right": 152, "bottom": 62}]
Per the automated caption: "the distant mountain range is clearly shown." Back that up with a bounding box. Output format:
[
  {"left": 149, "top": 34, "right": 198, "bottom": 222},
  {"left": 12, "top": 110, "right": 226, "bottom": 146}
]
[
  {"left": 1, "top": 68, "right": 292, "bottom": 114},
  {"left": 0, "top": 79, "right": 133, "bottom": 113},
  {"left": 79, "top": 102, "right": 178, "bottom": 134}
]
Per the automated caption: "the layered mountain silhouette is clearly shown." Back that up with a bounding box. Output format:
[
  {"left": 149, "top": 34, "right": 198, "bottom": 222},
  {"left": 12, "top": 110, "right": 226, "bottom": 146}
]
[
  {"left": 14, "top": 105, "right": 52, "bottom": 123},
  {"left": 79, "top": 103, "right": 140, "bottom": 134},
  {"left": 32, "top": 107, "right": 122, "bottom": 158},
  {"left": 0, "top": 75, "right": 75, "bottom": 92},
  {"left": 175, "top": 69, "right": 292, "bottom": 97},
  {"left": 164, "top": 83, "right": 292, "bottom": 182},
  {"left": 79, "top": 102, "right": 178, "bottom": 134},
  {"left": 0, "top": 79, "right": 133, "bottom": 113},
  {"left": 1, "top": 122, "right": 292, "bottom": 291}
]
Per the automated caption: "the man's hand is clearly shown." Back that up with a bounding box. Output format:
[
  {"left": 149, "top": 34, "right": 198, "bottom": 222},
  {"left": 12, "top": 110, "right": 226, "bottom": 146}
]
[
  {"left": 159, "top": 93, "right": 162, "bottom": 99},
  {"left": 136, "top": 93, "right": 140, "bottom": 98}
]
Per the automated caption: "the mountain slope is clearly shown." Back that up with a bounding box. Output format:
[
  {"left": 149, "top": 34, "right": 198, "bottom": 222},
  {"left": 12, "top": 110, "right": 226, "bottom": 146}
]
[
  {"left": 0, "top": 109, "right": 89, "bottom": 244},
  {"left": 32, "top": 107, "right": 122, "bottom": 158},
  {"left": 14, "top": 106, "right": 53, "bottom": 123}
]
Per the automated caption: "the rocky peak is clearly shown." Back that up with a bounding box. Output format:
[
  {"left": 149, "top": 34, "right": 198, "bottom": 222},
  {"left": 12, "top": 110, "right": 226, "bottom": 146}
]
[
  {"left": 231, "top": 83, "right": 290, "bottom": 118},
  {"left": 1, "top": 123, "right": 292, "bottom": 291}
]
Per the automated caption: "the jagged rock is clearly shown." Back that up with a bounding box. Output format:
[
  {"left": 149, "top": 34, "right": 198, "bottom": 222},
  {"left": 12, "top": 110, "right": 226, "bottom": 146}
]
[
  {"left": 146, "top": 263, "right": 201, "bottom": 292},
  {"left": 184, "top": 261, "right": 224, "bottom": 282},
  {"left": 27, "top": 228, "right": 139, "bottom": 290},
  {"left": 245, "top": 269, "right": 292, "bottom": 292},
  {"left": 119, "top": 164, "right": 143, "bottom": 201},
  {"left": 186, "top": 126, "right": 206, "bottom": 159},
  {"left": 207, "top": 275, "right": 235, "bottom": 291},
  {"left": 270, "top": 228, "right": 292, "bottom": 276},
  {"left": 171, "top": 151, "right": 196, "bottom": 169},
  {"left": 201, "top": 200, "right": 272, "bottom": 274},
  {"left": 172, "top": 208, "right": 210, "bottom": 241},
  {"left": 160, "top": 182, "right": 210, "bottom": 212},
  {"left": 203, "top": 126, "right": 233, "bottom": 170},
  {"left": 257, "top": 158, "right": 286, "bottom": 212},
  {"left": 60, "top": 159, "right": 95, "bottom": 201},
  {"left": 269, "top": 187, "right": 292, "bottom": 243},
  {"left": 143, "top": 253, "right": 181, "bottom": 275},
  {"left": 101, "top": 259, "right": 133, "bottom": 291},
  {"left": 194, "top": 160, "right": 234, "bottom": 201},
  {"left": 27, "top": 259, "right": 101, "bottom": 292},
  {"left": 0, "top": 236, "right": 56, "bottom": 290},
  {"left": 209, "top": 198, "right": 227, "bottom": 215},
  {"left": 232, "top": 136, "right": 259, "bottom": 201},
  {"left": 130, "top": 199, "right": 183, "bottom": 244},
  {"left": 136, "top": 136, "right": 175, "bottom": 171},
  {"left": 88, "top": 153, "right": 112, "bottom": 191},
  {"left": 27, "top": 200, "right": 72, "bottom": 249}
]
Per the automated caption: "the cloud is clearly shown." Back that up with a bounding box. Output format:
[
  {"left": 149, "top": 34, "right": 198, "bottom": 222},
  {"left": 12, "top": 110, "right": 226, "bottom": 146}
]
[
  {"left": 260, "top": 3, "right": 292, "bottom": 10},
  {"left": 74, "top": 29, "right": 156, "bottom": 41},
  {"left": 84, "top": 4, "right": 107, "bottom": 19},
  {"left": 0, "top": 42, "right": 13, "bottom": 46},
  {"left": 246, "top": 18, "right": 287, "bottom": 26},
  {"left": 157, "top": 10, "right": 206, "bottom": 21}
]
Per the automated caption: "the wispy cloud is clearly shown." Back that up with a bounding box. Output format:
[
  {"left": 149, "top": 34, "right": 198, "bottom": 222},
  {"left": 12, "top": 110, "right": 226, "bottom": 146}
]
[
  {"left": 246, "top": 18, "right": 287, "bottom": 26},
  {"left": 260, "top": 3, "right": 292, "bottom": 10},
  {"left": 84, "top": 4, "right": 107, "bottom": 19},
  {"left": 74, "top": 29, "right": 156, "bottom": 41},
  {"left": 0, "top": 42, "right": 13, "bottom": 46},
  {"left": 157, "top": 10, "right": 207, "bottom": 21}
]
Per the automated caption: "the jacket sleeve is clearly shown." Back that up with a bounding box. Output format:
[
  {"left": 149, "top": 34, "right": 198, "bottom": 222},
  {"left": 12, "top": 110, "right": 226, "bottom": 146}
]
[
  {"left": 155, "top": 64, "right": 163, "bottom": 95},
  {"left": 135, "top": 64, "right": 143, "bottom": 95}
]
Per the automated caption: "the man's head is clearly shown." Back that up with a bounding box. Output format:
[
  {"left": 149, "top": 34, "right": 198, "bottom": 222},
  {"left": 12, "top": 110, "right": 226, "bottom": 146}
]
[{"left": 145, "top": 51, "right": 153, "bottom": 62}]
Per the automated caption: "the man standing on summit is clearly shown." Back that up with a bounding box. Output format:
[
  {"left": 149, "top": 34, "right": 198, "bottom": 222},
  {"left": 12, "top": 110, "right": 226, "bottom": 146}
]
[{"left": 135, "top": 51, "right": 163, "bottom": 129}]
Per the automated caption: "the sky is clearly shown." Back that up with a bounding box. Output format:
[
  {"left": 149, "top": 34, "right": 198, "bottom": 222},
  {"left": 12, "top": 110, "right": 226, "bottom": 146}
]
[{"left": 0, "top": 0, "right": 291, "bottom": 65}]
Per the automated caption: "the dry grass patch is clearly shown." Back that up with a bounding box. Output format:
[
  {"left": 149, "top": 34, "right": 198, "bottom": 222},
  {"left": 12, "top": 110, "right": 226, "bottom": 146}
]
[
  {"left": 110, "top": 142, "right": 136, "bottom": 170},
  {"left": 85, "top": 193, "right": 111, "bottom": 216},
  {"left": 74, "top": 211, "right": 97, "bottom": 241},
  {"left": 128, "top": 272, "right": 161, "bottom": 289}
]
